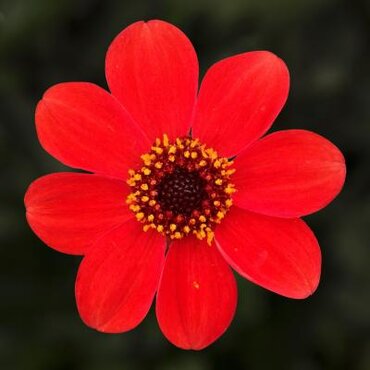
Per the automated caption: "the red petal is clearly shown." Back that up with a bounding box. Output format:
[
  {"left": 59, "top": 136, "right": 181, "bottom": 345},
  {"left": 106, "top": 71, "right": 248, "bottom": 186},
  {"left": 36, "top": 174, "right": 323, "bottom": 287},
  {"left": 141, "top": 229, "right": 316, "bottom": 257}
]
[
  {"left": 192, "top": 51, "right": 289, "bottom": 157},
  {"left": 105, "top": 20, "right": 198, "bottom": 141},
  {"left": 215, "top": 207, "right": 321, "bottom": 299},
  {"left": 76, "top": 220, "right": 165, "bottom": 333},
  {"left": 25, "top": 173, "right": 132, "bottom": 255},
  {"left": 36, "top": 82, "right": 150, "bottom": 179},
  {"left": 233, "top": 130, "right": 346, "bottom": 217},
  {"left": 156, "top": 237, "right": 237, "bottom": 350}
]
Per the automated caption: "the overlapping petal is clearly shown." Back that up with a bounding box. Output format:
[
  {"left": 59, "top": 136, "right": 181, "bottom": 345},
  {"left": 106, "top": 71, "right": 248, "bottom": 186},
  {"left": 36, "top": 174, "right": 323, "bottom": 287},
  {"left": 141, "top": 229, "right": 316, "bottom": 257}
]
[
  {"left": 36, "top": 82, "right": 150, "bottom": 179},
  {"left": 192, "top": 51, "right": 289, "bottom": 157},
  {"left": 215, "top": 207, "right": 321, "bottom": 299},
  {"left": 25, "top": 173, "right": 132, "bottom": 255},
  {"left": 106, "top": 20, "right": 198, "bottom": 141},
  {"left": 156, "top": 237, "right": 237, "bottom": 350},
  {"left": 75, "top": 219, "right": 165, "bottom": 333},
  {"left": 232, "top": 130, "right": 346, "bottom": 217}
]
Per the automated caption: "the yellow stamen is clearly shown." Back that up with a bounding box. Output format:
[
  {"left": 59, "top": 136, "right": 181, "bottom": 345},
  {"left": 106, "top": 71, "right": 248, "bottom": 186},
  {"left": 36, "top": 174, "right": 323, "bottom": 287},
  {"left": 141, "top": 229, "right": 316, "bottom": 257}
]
[
  {"left": 163, "top": 134, "right": 169, "bottom": 147},
  {"left": 136, "top": 212, "right": 144, "bottom": 221},
  {"left": 199, "top": 215, "right": 206, "bottom": 223},
  {"left": 183, "top": 226, "right": 190, "bottom": 233},
  {"left": 142, "top": 167, "right": 151, "bottom": 175}
]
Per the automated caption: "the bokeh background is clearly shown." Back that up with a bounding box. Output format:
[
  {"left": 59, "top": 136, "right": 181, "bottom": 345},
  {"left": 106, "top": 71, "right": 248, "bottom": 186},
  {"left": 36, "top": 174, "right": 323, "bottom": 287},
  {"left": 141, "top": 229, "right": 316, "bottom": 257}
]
[{"left": 1, "top": 0, "right": 369, "bottom": 369}]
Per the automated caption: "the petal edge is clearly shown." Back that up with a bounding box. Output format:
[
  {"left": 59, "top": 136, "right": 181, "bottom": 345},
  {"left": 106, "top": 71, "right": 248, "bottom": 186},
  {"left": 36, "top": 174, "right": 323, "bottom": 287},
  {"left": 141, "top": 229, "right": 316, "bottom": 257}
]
[
  {"left": 76, "top": 220, "right": 165, "bottom": 333},
  {"left": 25, "top": 173, "right": 132, "bottom": 255},
  {"left": 106, "top": 20, "right": 199, "bottom": 141},
  {"left": 156, "top": 238, "right": 237, "bottom": 350},
  {"left": 193, "top": 51, "right": 289, "bottom": 156},
  {"left": 215, "top": 207, "right": 321, "bottom": 299},
  {"left": 233, "top": 130, "right": 346, "bottom": 217}
]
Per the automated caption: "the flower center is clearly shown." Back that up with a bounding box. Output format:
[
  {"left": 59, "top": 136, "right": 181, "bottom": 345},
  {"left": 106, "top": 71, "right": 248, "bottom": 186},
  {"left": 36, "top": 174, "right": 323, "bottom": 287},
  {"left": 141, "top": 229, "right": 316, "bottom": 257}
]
[
  {"left": 126, "top": 134, "right": 236, "bottom": 244},
  {"left": 157, "top": 167, "right": 207, "bottom": 216}
]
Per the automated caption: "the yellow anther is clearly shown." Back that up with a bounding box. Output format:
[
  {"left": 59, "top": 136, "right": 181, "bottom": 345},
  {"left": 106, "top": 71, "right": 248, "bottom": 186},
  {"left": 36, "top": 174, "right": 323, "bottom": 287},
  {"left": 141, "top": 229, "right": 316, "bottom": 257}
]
[
  {"left": 190, "top": 139, "right": 199, "bottom": 148},
  {"left": 225, "top": 199, "right": 233, "bottom": 207},
  {"left": 141, "top": 196, "right": 149, "bottom": 202},
  {"left": 213, "top": 160, "right": 221, "bottom": 168},
  {"left": 128, "top": 169, "right": 135, "bottom": 176},
  {"left": 199, "top": 160, "right": 207, "bottom": 167},
  {"left": 217, "top": 211, "right": 225, "bottom": 220},
  {"left": 155, "top": 138, "right": 161, "bottom": 146},
  {"left": 152, "top": 146, "right": 163, "bottom": 155},
  {"left": 157, "top": 225, "right": 164, "bottom": 233},
  {"left": 225, "top": 185, "right": 236, "bottom": 194},
  {"left": 126, "top": 193, "right": 137, "bottom": 202},
  {"left": 213, "top": 200, "right": 221, "bottom": 207},
  {"left": 183, "top": 226, "right": 190, "bottom": 233},
  {"left": 147, "top": 214, "right": 154, "bottom": 222},
  {"left": 226, "top": 169, "right": 236, "bottom": 175},
  {"left": 143, "top": 224, "right": 152, "bottom": 232},
  {"left": 176, "top": 138, "right": 184, "bottom": 148},
  {"left": 170, "top": 224, "right": 177, "bottom": 232},
  {"left": 191, "top": 151, "right": 198, "bottom": 159},
  {"left": 155, "top": 162, "right": 163, "bottom": 169},
  {"left": 140, "top": 183, "right": 149, "bottom": 191},
  {"left": 126, "top": 178, "right": 136, "bottom": 186},
  {"left": 133, "top": 173, "right": 142, "bottom": 181},
  {"left": 149, "top": 199, "right": 156, "bottom": 206},
  {"left": 206, "top": 148, "right": 218, "bottom": 160},
  {"left": 184, "top": 150, "right": 190, "bottom": 158},
  {"left": 129, "top": 204, "right": 140, "bottom": 212},
  {"left": 141, "top": 154, "right": 153, "bottom": 166},
  {"left": 206, "top": 231, "right": 214, "bottom": 245},
  {"left": 173, "top": 232, "right": 182, "bottom": 239},
  {"left": 189, "top": 218, "right": 196, "bottom": 225},
  {"left": 163, "top": 134, "right": 169, "bottom": 147},
  {"left": 142, "top": 167, "right": 151, "bottom": 175},
  {"left": 168, "top": 146, "right": 177, "bottom": 154},
  {"left": 215, "top": 179, "right": 223, "bottom": 185},
  {"left": 199, "top": 215, "right": 206, "bottom": 223},
  {"left": 169, "top": 155, "right": 175, "bottom": 162},
  {"left": 136, "top": 212, "right": 144, "bottom": 221}
]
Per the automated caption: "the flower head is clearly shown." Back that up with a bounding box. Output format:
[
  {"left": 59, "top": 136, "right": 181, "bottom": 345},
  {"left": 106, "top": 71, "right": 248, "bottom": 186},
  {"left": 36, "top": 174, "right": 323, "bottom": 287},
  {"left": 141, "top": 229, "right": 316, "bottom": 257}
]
[{"left": 25, "top": 20, "right": 346, "bottom": 350}]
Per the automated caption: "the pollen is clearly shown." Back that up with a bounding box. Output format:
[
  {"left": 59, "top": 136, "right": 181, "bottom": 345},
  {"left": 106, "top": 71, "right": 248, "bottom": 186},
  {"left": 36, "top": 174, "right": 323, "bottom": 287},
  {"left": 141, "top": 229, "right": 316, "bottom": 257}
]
[{"left": 126, "top": 134, "right": 236, "bottom": 244}]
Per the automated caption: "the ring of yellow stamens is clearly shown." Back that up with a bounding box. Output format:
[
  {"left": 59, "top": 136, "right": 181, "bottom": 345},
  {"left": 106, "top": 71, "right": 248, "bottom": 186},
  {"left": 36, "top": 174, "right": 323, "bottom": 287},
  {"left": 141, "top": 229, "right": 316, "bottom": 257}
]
[{"left": 126, "top": 134, "right": 236, "bottom": 244}]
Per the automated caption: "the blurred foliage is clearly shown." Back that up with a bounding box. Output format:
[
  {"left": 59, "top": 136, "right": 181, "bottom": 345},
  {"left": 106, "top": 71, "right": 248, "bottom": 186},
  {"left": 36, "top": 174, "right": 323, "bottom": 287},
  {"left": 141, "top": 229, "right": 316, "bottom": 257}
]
[{"left": 0, "top": 0, "right": 369, "bottom": 369}]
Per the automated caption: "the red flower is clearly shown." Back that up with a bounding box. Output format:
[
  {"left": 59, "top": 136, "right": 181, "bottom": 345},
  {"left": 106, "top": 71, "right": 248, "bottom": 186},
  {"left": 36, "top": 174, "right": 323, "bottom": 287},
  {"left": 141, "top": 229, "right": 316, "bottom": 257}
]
[{"left": 24, "top": 20, "right": 346, "bottom": 350}]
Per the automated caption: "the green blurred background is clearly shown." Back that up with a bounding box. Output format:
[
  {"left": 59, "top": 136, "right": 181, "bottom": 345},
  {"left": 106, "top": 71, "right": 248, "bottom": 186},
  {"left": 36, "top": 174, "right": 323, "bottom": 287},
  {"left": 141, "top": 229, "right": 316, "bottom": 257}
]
[{"left": 1, "top": 0, "right": 369, "bottom": 369}]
